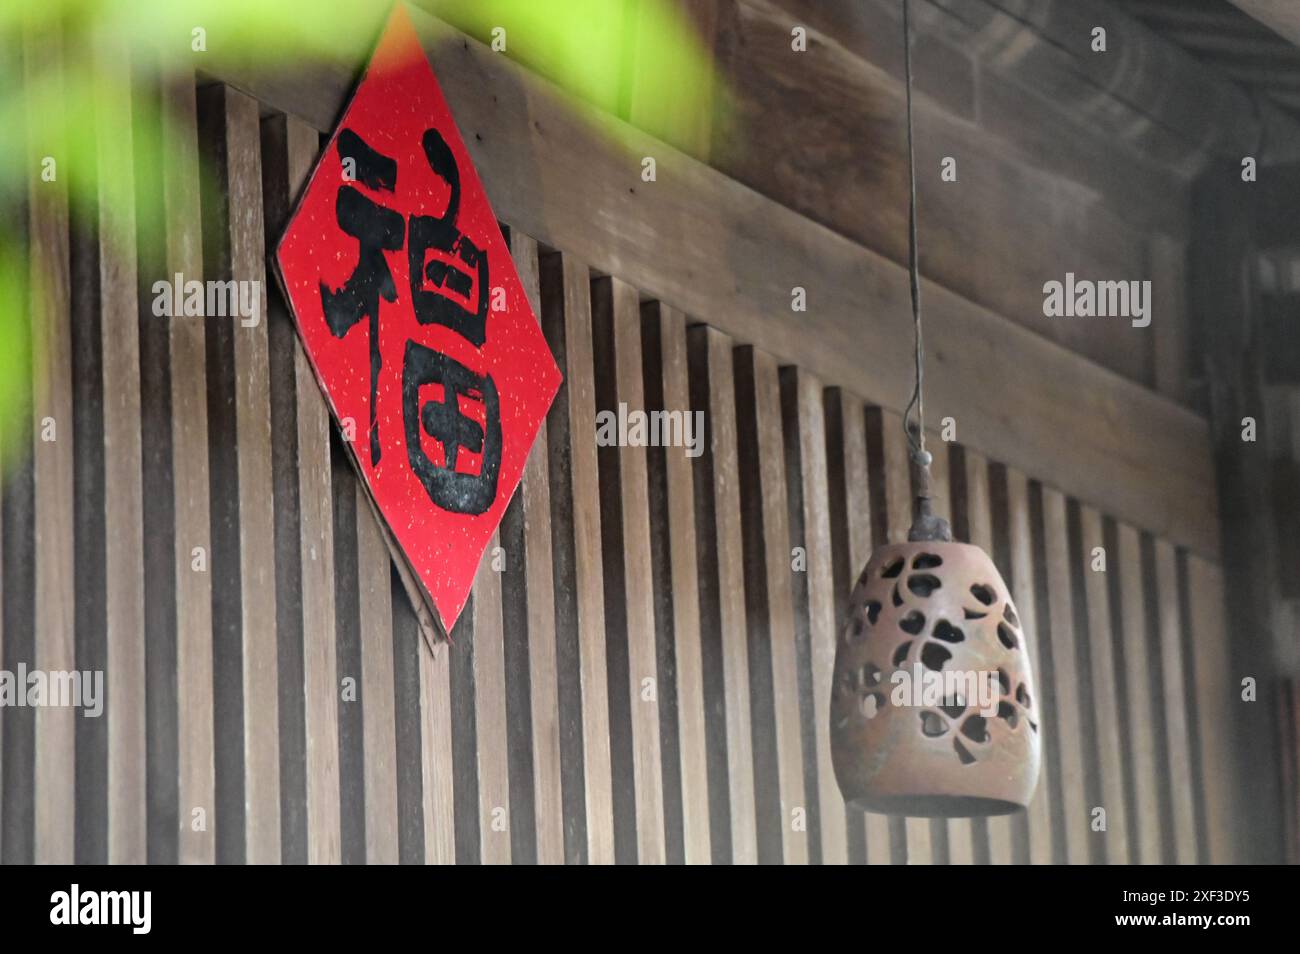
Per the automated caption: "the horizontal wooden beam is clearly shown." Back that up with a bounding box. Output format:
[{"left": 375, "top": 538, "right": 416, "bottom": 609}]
[
  {"left": 1228, "top": 0, "right": 1300, "bottom": 49},
  {"left": 204, "top": 2, "right": 1220, "bottom": 559},
  {"left": 953, "top": 0, "right": 1300, "bottom": 167}
]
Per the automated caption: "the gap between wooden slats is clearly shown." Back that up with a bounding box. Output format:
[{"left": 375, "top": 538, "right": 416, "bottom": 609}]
[
  {"left": 65, "top": 47, "right": 108, "bottom": 864},
  {"left": 329, "top": 440, "right": 365, "bottom": 864}
]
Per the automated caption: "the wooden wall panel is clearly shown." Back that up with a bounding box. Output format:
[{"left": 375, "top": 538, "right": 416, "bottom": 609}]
[{"left": 1, "top": 52, "right": 1249, "bottom": 866}]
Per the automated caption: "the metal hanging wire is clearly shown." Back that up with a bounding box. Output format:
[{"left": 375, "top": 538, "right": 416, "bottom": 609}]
[{"left": 900, "top": 0, "right": 927, "bottom": 466}]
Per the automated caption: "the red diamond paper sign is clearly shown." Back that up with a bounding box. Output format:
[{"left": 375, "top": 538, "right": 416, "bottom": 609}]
[{"left": 275, "top": 5, "right": 561, "bottom": 633}]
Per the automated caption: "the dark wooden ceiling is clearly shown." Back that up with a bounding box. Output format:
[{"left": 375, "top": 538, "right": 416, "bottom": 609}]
[{"left": 1119, "top": 0, "right": 1300, "bottom": 118}]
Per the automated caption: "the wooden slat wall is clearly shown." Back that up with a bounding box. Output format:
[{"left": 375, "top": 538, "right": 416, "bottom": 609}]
[{"left": 2, "top": 55, "right": 1246, "bottom": 865}]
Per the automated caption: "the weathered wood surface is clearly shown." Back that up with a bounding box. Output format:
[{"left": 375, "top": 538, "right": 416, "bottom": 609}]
[{"left": 204, "top": 3, "right": 1220, "bottom": 561}]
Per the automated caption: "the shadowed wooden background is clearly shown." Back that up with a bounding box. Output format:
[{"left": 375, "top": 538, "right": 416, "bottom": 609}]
[{"left": 0, "top": 2, "right": 1260, "bottom": 863}]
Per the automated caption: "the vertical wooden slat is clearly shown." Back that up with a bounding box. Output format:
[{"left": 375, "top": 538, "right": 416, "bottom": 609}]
[
  {"left": 420, "top": 636, "right": 456, "bottom": 864},
  {"left": 508, "top": 230, "right": 564, "bottom": 864},
  {"left": 654, "top": 305, "right": 711, "bottom": 864},
  {"left": 1116, "top": 523, "right": 1162, "bottom": 864},
  {"left": 163, "top": 71, "right": 215, "bottom": 865},
  {"left": 833, "top": 397, "right": 893, "bottom": 863},
  {"left": 213, "top": 85, "right": 281, "bottom": 865},
  {"left": 1002, "top": 468, "right": 1053, "bottom": 865},
  {"left": 1041, "top": 487, "right": 1089, "bottom": 863},
  {"left": 746, "top": 349, "right": 807, "bottom": 864},
  {"left": 294, "top": 253, "right": 340, "bottom": 863},
  {"left": 27, "top": 19, "right": 75, "bottom": 866},
  {"left": 789, "top": 376, "right": 849, "bottom": 865},
  {"left": 546, "top": 253, "right": 615, "bottom": 863},
  {"left": 356, "top": 488, "right": 398, "bottom": 864},
  {"left": 1154, "top": 539, "right": 1198, "bottom": 863},
  {"left": 826, "top": 392, "right": 884, "bottom": 863},
  {"left": 690, "top": 325, "right": 757, "bottom": 863},
  {"left": 95, "top": 31, "right": 145, "bottom": 865},
  {"left": 472, "top": 534, "right": 511, "bottom": 864},
  {"left": 606, "top": 278, "right": 667, "bottom": 863},
  {"left": 1078, "top": 506, "right": 1128, "bottom": 863},
  {"left": 1185, "top": 556, "right": 1239, "bottom": 864},
  {"left": 328, "top": 449, "right": 364, "bottom": 864}
]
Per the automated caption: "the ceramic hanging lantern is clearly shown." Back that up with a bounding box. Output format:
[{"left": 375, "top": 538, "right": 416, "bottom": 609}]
[
  {"left": 830, "top": 0, "right": 1040, "bottom": 817},
  {"left": 830, "top": 453, "right": 1041, "bottom": 816}
]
